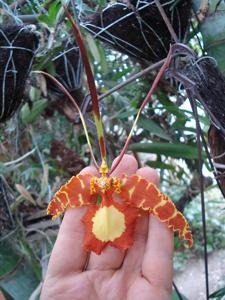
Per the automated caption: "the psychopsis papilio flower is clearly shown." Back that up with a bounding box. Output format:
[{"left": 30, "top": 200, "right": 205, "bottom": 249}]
[{"left": 40, "top": 7, "right": 193, "bottom": 255}]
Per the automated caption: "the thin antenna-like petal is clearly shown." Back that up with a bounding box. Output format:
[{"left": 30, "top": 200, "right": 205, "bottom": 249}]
[
  {"left": 110, "top": 46, "right": 173, "bottom": 174},
  {"left": 33, "top": 70, "right": 98, "bottom": 169},
  {"left": 64, "top": 6, "right": 107, "bottom": 164}
]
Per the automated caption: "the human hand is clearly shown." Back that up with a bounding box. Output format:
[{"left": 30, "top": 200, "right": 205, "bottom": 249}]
[{"left": 41, "top": 155, "right": 174, "bottom": 300}]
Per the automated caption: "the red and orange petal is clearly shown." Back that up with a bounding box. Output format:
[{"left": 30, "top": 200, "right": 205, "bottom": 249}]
[
  {"left": 47, "top": 196, "right": 64, "bottom": 219},
  {"left": 153, "top": 194, "right": 193, "bottom": 248},
  {"left": 119, "top": 174, "right": 193, "bottom": 248},
  {"left": 60, "top": 174, "right": 93, "bottom": 207},
  {"left": 167, "top": 210, "right": 193, "bottom": 248},
  {"left": 82, "top": 198, "right": 140, "bottom": 255},
  {"left": 119, "top": 174, "right": 161, "bottom": 210},
  {"left": 47, "top": 174, "right": 94, "bottom": 219}
]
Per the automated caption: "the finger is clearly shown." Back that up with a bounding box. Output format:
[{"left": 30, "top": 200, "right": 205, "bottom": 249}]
[
  {"left": 123, "top": 167, "right": 159, "bottom": 271},
  {"left": 122, "top": 213, "right": 149, "bottom": 272},
  {"left": 87, "top": 154, "right": 138, "bottom": 270},
  {"left": 142, "top": 214, "right": 174, "bottom": 292},
  {"left": 0, "top": 290, "right": 6, "bottom": 300},
  {"left": 138, "top": 166, "right": 160, "bottom": 186},
  {"left": 140, "top": 166, "right": 173, "bottom": 291},
  {"left": 80, "top": 166, "right": 99, "bottom": 177},
  {"left": 110, "top": 154, "right": 138, "bottom": 176},
  {"left": 46, "top": 167, "right": 98, "bottom": 276},
  {"left": 136, "top": 166, "right": 159, "bottom": 186}
]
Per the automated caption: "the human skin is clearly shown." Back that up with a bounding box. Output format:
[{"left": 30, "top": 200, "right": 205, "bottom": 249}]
[{"left": 40, "top": 154, "right": 174, "bottom": 300}]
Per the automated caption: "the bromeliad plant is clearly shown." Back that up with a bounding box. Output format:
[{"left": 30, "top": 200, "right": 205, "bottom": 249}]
[{"left": 42, "top": 8, "right": 193, "bottom": 255}]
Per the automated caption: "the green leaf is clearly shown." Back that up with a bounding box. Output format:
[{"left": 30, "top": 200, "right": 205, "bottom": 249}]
[
  {"left": 157, "top": 92, "right": 187, "bottom": 119},
  {"left": 146, "top": 160, "right": 176, "bottom": 171},
  {"left": 129, "top": 142, "right": 203, "bottom": 159},
  {"left": 209, "top": 287, "right": 225, "bottom": 298},
  {"left": 95, "top": 0, "right": 108, "bottom": 6},
  {"left": 111, "top": 66, "right": 132, "bottom": 81},
  {"left": 0, "top": 263, "right": 39, "bottom": 300},
  {"left": 29, "top": 87, "right": 42, "bottom": 102},
  {"left": 33, "top": 45, "right": 63, "bottom": 71},
  {"left": 38, "top": 0, "right": 61, "bottom": 27},
  {"left": 172, "top": 119, "right": 188, "bottom": 130},
  {"left": 20, "top": 99, "right": 48, "bottom": 124},
  {"left": 138, "top": 116, "right": 172, "bottom": 141},
  {"left": 45, "top": 61, "right": 56, "bottom": 75},
  {"left": 86, "top": 34, "right": 101, "bottom": 63},
  {"left": 117, "top": 109, "right": 138, "bottom": 119},
  {"left": 172, "top": 289, "right": 189, "bottom": 300},
  {"left": 19, "top": 239, "right": 41, "bottom": 281},
  {"left": 0, "top": 241, "right": 39, "bottom": 300},
  {"left": 192, "top": 0, "right": 225, "bottom": 75},
  {"left": 97, "top": 42, "right": 108, "bottom": 73},
  {"left": 0, "top": 241, "right": 20, "bottom": 278}
]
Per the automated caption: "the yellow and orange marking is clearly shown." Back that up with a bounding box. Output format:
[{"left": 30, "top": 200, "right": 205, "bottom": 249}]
[
  {"left": 82, "top": 198, "right": 139, "bottom": 254},
  {"left": 47, "top": 167, "right": 193, "bottom": 254}
]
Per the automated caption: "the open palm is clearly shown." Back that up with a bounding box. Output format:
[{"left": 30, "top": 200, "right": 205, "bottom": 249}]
[{"left": 41, "top": 155, "right": 174, "bottom": 300}]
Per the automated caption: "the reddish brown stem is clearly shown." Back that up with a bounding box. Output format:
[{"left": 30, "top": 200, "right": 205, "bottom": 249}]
[
  {"left": 64, "top": 5, "right": 107, "bottom": 163},
  {"left": 109, "top": 46, "right": 173, "bottom": 175},
  {"left": 64, "top": 7, "right": 100, "bottom": 119}
]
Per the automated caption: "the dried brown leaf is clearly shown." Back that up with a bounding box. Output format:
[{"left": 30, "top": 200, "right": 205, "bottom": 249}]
[{"left": 15, "top": 184, "right": 36, "bottom": 205}]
